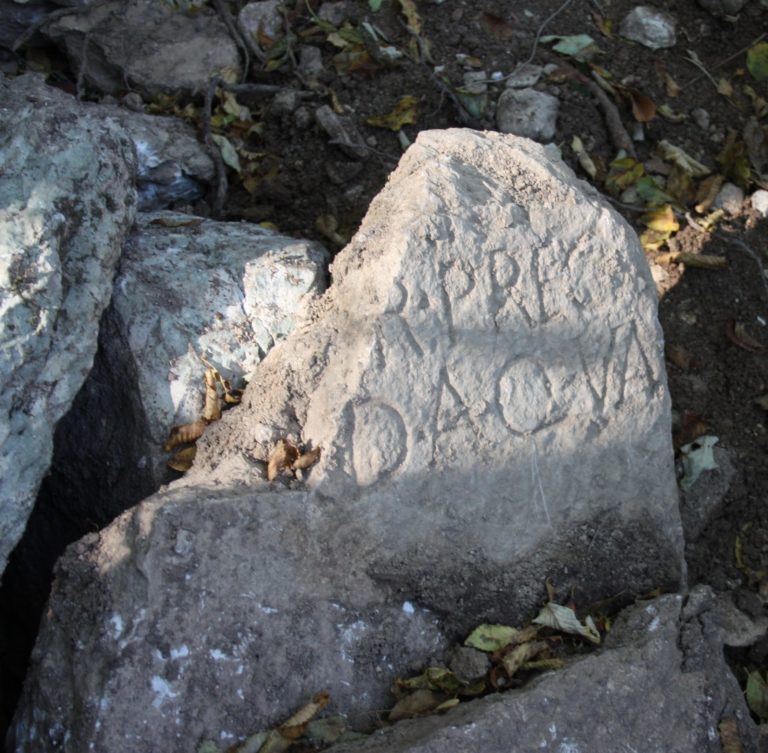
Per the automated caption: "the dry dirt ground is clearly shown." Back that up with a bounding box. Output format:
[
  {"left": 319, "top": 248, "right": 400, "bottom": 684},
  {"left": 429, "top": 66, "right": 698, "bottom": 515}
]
[{"left": 2, "top": 0, "right": 768, "bottom": 739}]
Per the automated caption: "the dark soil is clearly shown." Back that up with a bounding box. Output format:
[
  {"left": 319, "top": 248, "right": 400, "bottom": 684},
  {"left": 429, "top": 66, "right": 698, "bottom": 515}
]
[{"left": 2, "top": 0, "right": 768, "bottom": 741}]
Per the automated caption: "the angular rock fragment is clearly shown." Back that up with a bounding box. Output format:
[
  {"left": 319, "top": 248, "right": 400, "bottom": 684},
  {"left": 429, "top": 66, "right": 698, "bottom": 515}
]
[
  {"left": 620, "top": 6, "right": 677, "bottom": 50},
  {"left": 328, "top": 589, "right": 758, "bottom": 753},
  {"left": 42, "top": 0, "right": 241, "bottom": 99},
  {"left": 496, "top": 87, "right": 559, "bottom": 141},
  {"left": 13, "top": 130, "right": 685, "bottom": 751},
  {"left": 0, "top": 73, "right": 136, "bottom": 575}
]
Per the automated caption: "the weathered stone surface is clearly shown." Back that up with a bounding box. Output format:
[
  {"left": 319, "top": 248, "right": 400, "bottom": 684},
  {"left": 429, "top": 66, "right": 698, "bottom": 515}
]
[
  {"left": 42, "top": 0, "right": 241, "bottom": 99},
  {"left": 328, "top": 588, "right": 758, "bottom": 753},
  {"left": 97, "top": 108, "right": 214, "bottom": 210},
  {"left": 495, "top": 87, "right": 558, "bottom": 141},
  {"left": 620, "top": 6, "right": 677, "bottom": 50},
  {"left": 105, "top": 211, "right": 328, "bottom": 490},
  {"left": 12, "top": 130, "right": 684, "bottom": 751},
  {"left": 0, "top": 73, "right": 136, "bottom": 575}
]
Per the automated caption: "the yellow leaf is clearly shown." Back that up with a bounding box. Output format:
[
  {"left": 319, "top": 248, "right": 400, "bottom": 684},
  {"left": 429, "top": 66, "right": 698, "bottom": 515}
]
[
  {"left": 365, "top": 95, "right": 419, "bottom": 131},
  {"left": 640, "top": 205, "right": 679, "bottom": 233},
  {"left": 398, "top": 0, "right": 421, "bottom": 35},
  {"left": 717, "top": 77, "right": 734, "bottom": 97}
]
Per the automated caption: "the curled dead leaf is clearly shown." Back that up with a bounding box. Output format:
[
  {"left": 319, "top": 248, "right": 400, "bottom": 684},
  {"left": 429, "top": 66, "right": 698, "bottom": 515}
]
[
  {"left": 164, "top": 419, "right": 208, "bottom": 452},
  {"left": 389, "top": 688, "right": 443, "bottom": 722},
  {"left": 267, "top": 439, "right": 300, "bottom": 481},
  {"left": 203, "top": 368, "right": 222, "bottom": 422},
  {"left": 295, "top": 445, "right": 322, "bottom": 471},
  {"left": 167, "top": 445, "right": 197, "bottom": 473},
  {"left": 500, "top": 640, "right": 549, "bottom": 679},
  {"left": 278, "top": 691, "right": 330, "bottom": 739},
  {"left": 666, "top": 344, "right": 695, "bottom": 370},
  {"left": 480, "top": 11, "right": 516, "bottom": 39},
  {"left": 726, "top": 320, "right": 765, "bottom": 352},
  {"left": 694, "top": 174, "right": 725, "bottom": 213},
  {"left": 718, "top": 718, "right": 744, "bottom": 753}
]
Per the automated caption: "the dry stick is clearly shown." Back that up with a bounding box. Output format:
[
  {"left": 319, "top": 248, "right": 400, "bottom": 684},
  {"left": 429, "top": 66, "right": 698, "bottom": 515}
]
[
  {"left": 202, "top": 78, "right": 304, "bottom": 216},
  {"left": 682, "top": 32, "right": 767, "bottom": 91},
  {"left": 586, "top": 76, "right": 636, "bottom": 158},
  {"left": 211, "top": 0, "right": 250, "bottom": 81}
]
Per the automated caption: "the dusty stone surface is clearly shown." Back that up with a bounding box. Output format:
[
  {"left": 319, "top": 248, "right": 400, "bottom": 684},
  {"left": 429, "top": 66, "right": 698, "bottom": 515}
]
[
  {"left": 107, "top": 211, "right": 328, "bottom": 489},
  {"left": 95, "top": 109, "right": 214, "bottom": 210},
  {"left": 0, "top": 73, "right": 136, "bottom": 575},
  {"left": 620, "top": 6, "right": 677, "bottom": 49},
  {"left": 328, "top": 588, "right": 758, "bottom": 753},
  {"left": 495, "top": 88, "right": 558, "bottom": 141},
  {"left": 713, "top": 182, "right": 745, "bottom": 215},
  {"left": 12, "top": 130, "right": 685, "bottom": 751},
  {"left": 42, "top": 0, "right": 241, "bottom": 99},
  {"left": 752, "top": 189, "right": 768, "bottom": 216}
]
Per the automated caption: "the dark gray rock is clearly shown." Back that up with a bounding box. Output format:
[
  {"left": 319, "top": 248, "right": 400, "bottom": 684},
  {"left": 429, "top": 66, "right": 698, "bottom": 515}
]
[{"left": 42, "top": 0, "right": 241, "bottom": 99}]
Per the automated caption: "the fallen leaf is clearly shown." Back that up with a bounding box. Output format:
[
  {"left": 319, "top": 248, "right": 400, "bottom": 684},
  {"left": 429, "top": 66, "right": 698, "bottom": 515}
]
[
  {"left": 679, "top": 435, "right": 719, "bottom": 491},
  {"left": 267, "top": 439, "right": 300, "bottom": 481},
  {"left": 744, "top": 86, "right": 768, "bottom": 119},
  {"left": 398, "top": 667, "right": 460, "bottom": 693},
  {"left": 294, "top": 445, "right": 322, "bottom": 470},
  {"left": 747, "top": 41, "right": 768, "bottom": 81},
  {"left": 754, "top": 393, "right": 768, "bottom": 409},
  {"left": 212, "top": 134, "right": 242, "bottom": 173},
  {"left": 500, "top": 641, "right": 549, "bottom": 678},
  {"left": 657, "top": 140, "right": 711, "bottom": 177},
  {"left": 605, "top": 155, "right": 644, "bottom": 194},
  {"left": 719, "top": 718, "right": 745, "bottom": 753},
  {"left": 717, "top": 77, "right": 734, "bottom": 97},
  {"left": 304, "top": 717, "right": 349, "bottom": 745},
  {"left": 640, "top": 205, "right": 679, "bottom": 233},
  {"left": 658, "top": 104, "right": 687, "bottom": 123},
  {"left": 746, "top": 672, "right": 768, "bottom": 721},
  {"left": 433, "top": 698, "right": 461, "bottom": 713},
  {"left": 674, "top": 410, "right": 707, "bottom": 449},
  {"left": 726, "top": 320, "right": 765, "bottom": 352},
  {"left": 666, "top": 344, "right": 695, "bottom": 370},
  {"left": 533, "top": 603, "right": 601, "bottom": 644},
  {"left": 718, "top": 130, "right": 752, "bottom": 187},
  {"left": 623, "top": 87, "right": 656, "bottom": 122},
  {"left": 278, "top": 691, "right": 330, "bottom": 739},
  {"left": 634, "top": 175, "right": 676, "bottom": 206},
  {"left": 465, "top": 624, "right": 538, "bottom": 652},
  {"left": 366, "top": 95, "right": 419, "bottom": 130},
  {"left": 164, "top": 419, "right": 208, "bottom": 452},
  {"left": 480, "top": 11, "right": 516, "bottom": 39},
  {"left": 389, "top": 689, "right": 443, "bottom": 721},
  {"left": 398, "top": 0, "right": 421, "bottom": 35},
  {"left": 663, "top": 71, "right": 681, "bottom": 97},
  {"left": 202, "top": 368, "right": 222, "bottom": 422},
  {"left": 571, "top": 136, "right": 597, "bottom": 178},
  {"left": 694, "top": 174, "right": 726, "bottom": 213},
  {"left": 592, "top": 12, "right": 613, "bottom": 38},
  {"left": 540, "top": 34, "right": 601, "bottom": 61},
  {"left": 168, "top": 445, "right": 197, "bottom": 473},
  {"left": 369, "top": 0, "right": 382, "bottom": 9}
]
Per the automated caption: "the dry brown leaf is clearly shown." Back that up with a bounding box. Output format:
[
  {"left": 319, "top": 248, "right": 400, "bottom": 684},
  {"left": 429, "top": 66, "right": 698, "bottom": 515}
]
[
  {"left": 167, "top": 445, "right": 197, "bottom": 473},
  {"left": 591, "top": 11, "right": 613, "bottom": 38},
  {"left": 267, "top": 439, "right": 300, "bottom": 481},
  {"left": 480, "top": 11, "right": 516, "bottom": 39},
  {"left": 278, "top": 691, "right": 330, "bottom": 739},
  {"left": 718, "top": 718, "right": 744, "bottom": 753},
  {"left": 295, "top": 446, "right": 322, "bottom": 471},
  {"left": 163, "top": 419, "right": 208, "bottom": 452},
  {"left": 389, "top": 689, "right": 443, "bottom": 722},
  {"left": 624, "top": 87, "right": 656, "bottom": 122},
  {"left": 726, "top": 320, "right": 765, "bottom": 352},
  {"left": 694, "top": 174, "right": 726, "bottom": 213},
  {"left": 666, "top": 344, "right": 695, "bottom": 370},
  {"left": 664, "top": 72, "right": 681, "bottom": 97},
  {"left": 202, "top": 368, "right": 222, "bottom": 422},
  {"left": 500, "top": 641, "right": 549, "bottom": 678}
]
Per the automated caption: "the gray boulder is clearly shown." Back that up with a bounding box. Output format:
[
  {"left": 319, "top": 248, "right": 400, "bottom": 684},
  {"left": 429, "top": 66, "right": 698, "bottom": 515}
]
[
  {"left": 42, "top": 0, "right": 241, "bottom": 99},
  {"left": 0, "top": 73, "right": 136, "bottom": 576},
  {"left": 108, "top": 211, "right": 328, "bottom": 490},
  {"left": 12, "top": 130, "right": 685, "bottom": 751},
  {"left": 328, "top": 587, "right": 758, "bottom": 753}
]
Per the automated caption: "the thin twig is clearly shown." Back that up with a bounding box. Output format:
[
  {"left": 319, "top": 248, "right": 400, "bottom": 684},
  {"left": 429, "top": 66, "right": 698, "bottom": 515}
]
[
  {"left": 483, "top": 0, "right": 578, "bottom": 84},
  {"left": 203, "top": 77, "right": 229, "bottom": 218},
  {"left": 682, "top": 33, "right": 767, "bottom": 90},
  {"left": 211, "top": 0, "right": 250, "bottom": 81},
  {"left": 586, "top": 76, "right": 636, "bottom": 157}
]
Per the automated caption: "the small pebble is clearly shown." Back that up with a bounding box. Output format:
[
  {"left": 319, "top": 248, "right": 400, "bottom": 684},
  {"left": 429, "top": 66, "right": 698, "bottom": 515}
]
[
  {"left": 751, "top": 189, "right": 768, "bottom": 217},
  {"left": 619, "top": 6, "right": 677, "bottom": 49},
  {"left": 691, "top": 107, "right": 710, "bottom": 131},
  {"left": 713, "top": 182, "right": 745, "bottom": 215}
]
